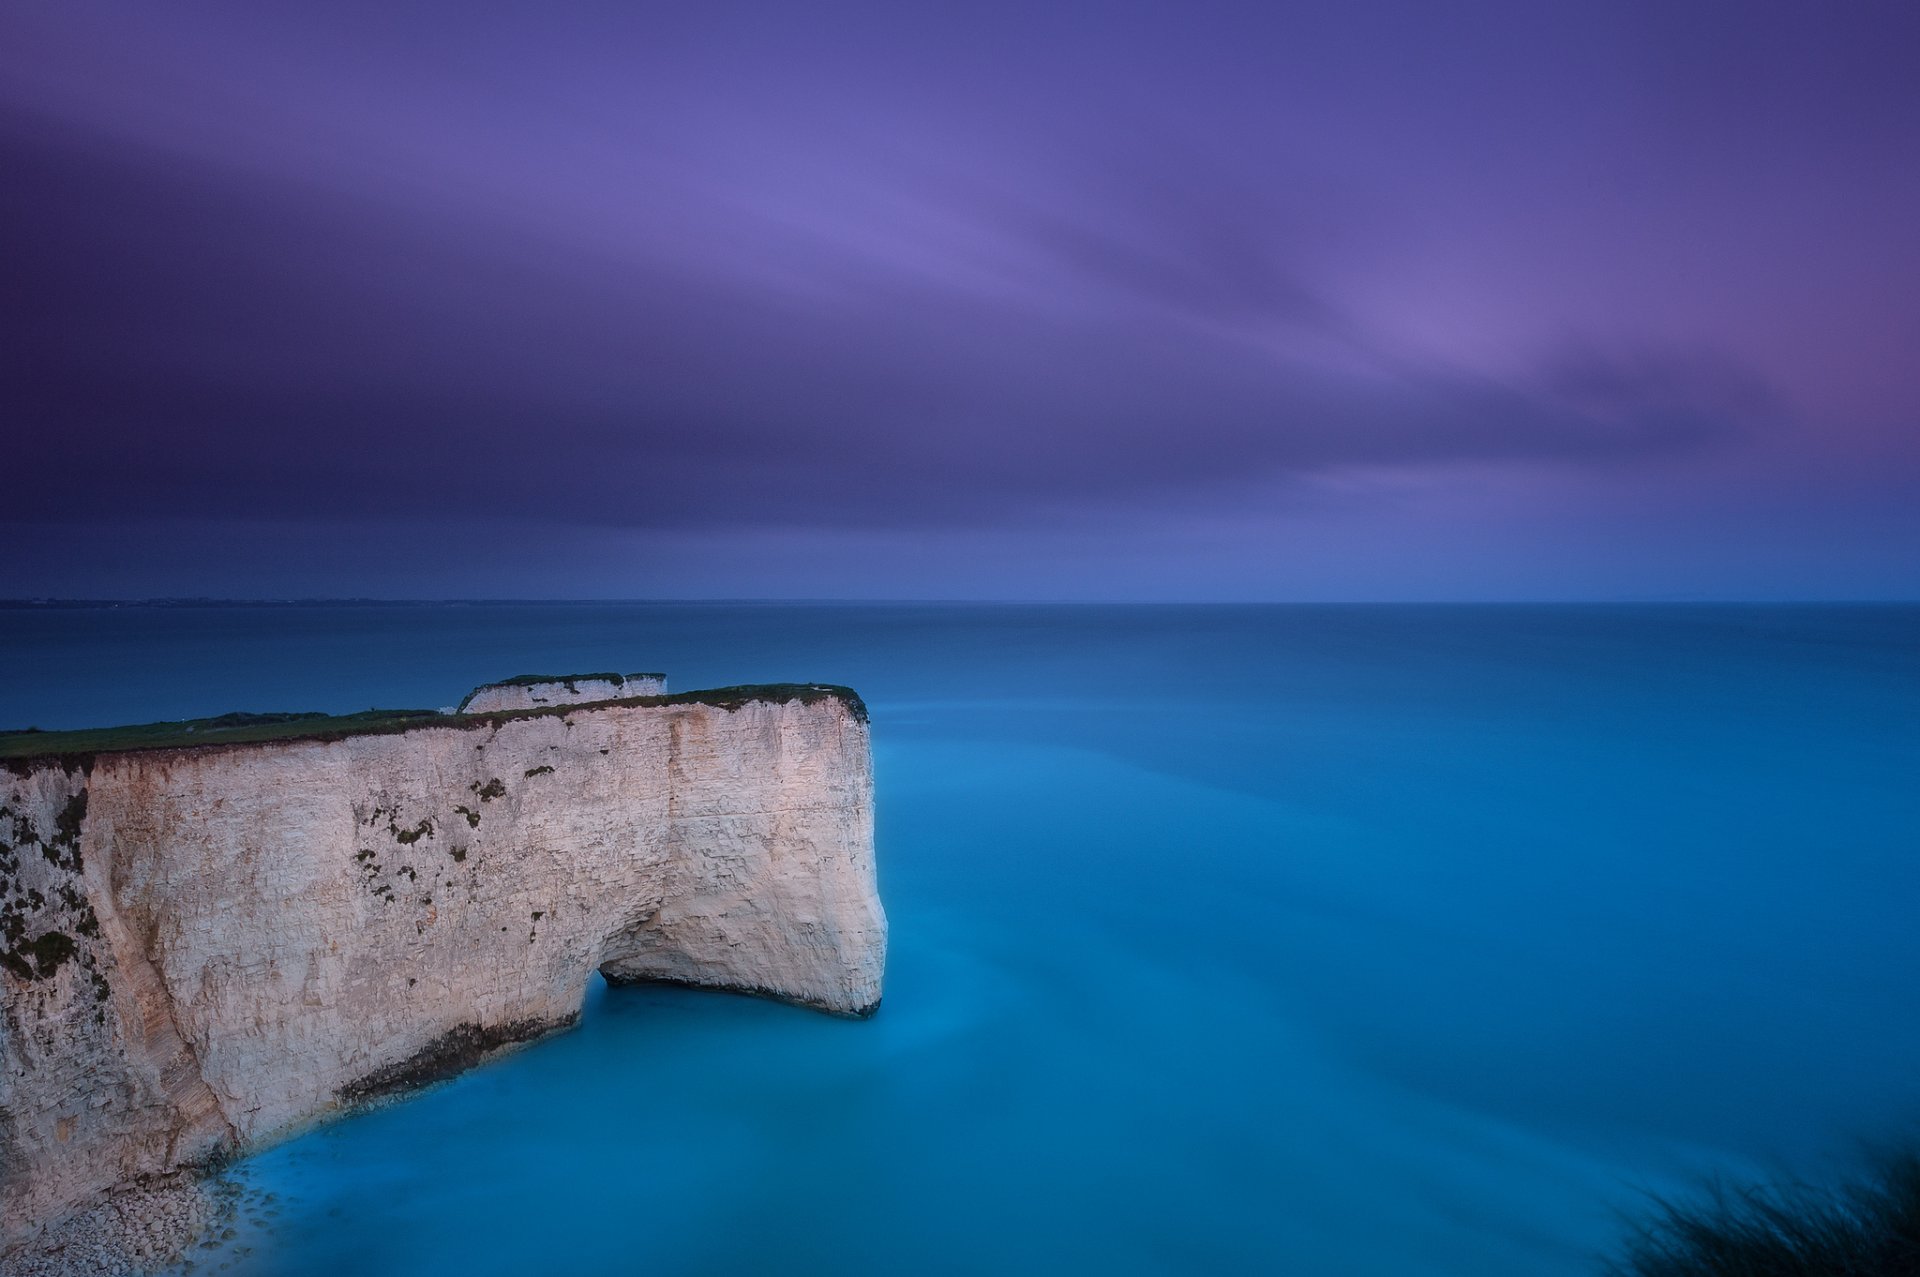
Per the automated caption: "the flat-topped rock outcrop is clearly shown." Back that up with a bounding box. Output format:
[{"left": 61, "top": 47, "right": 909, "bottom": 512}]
[
  {"left": 457, "top": 672, "right": 668, "bottom": 713},
  {"left": 0, "top": 677, "right": 884, "bottom": 1256}
]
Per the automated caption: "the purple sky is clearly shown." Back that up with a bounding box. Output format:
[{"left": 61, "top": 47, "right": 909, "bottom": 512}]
[{"left": 3, "top": 0, "right": 1917, "bottom": 599}]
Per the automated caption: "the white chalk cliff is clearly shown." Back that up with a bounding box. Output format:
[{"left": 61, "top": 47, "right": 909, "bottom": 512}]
[{"left": 0, "top": 678, "right": 885, "bottom": 1254}]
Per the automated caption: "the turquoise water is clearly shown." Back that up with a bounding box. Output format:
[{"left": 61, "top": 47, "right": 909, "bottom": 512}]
[{"left": 4, "top": 603, "right": 1917, "bottom": 1275}]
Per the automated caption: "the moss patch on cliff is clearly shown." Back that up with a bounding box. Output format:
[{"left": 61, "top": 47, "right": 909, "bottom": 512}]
[
  {"left": 53, "top": 790, "right": 88, "bottom": 863},
  {"left": 3, "top": 930, "right": 77, "bottom": 980},
  {"left": 0, "top": 682, "right": 867, "bottom": 766},
  {"left": 0, "top": 789, "right": 105, "bottom": 988}
]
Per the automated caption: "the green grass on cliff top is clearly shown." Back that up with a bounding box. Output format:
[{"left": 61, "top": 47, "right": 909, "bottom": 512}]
[{"left": 0, "top": 684, "right": 866, "bottom": 764}]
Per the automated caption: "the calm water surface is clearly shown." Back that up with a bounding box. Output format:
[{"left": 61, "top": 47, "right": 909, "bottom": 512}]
[{"left": 3, "top": 603, "right": 1916, "bottom": 1276}]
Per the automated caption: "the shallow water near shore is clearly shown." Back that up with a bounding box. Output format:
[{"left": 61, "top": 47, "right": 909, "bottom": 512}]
[{"left": 4, "top": 602, "right": 1917, "bottom": 1277}]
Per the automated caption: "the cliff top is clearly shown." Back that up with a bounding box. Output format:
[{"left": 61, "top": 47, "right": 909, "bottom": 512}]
[{"left": 0, "top": 683, "right": 867, "bottom": 767}]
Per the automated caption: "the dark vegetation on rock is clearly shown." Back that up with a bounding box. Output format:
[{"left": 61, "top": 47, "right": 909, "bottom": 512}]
[
  {"left": 1605, "top": 1148, "right": 1920, "bottom": 1276},
  {"left": 1, "top": 793, "right": 106, "bottom": 1004},
  {"left": 0, "top": 684, "right": 867, "bottom": 766}
]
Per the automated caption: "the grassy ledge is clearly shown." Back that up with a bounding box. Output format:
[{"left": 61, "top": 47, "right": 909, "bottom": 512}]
[{"left": 0, "top": 683, "right": 867, "bottom": 768}]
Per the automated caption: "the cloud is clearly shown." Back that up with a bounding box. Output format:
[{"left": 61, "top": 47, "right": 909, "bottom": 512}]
[{"left": 2, "top": 96, "right": 1770, "bottom": 536}]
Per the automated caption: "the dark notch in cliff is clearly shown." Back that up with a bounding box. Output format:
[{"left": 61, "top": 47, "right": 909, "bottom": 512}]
[
  {"left": 601, "top": 970, "right": 883, "bottom": 1020},
  {"left": 337, "top": 1016, "right": 576, "bottom": 1101},
  {"left": 0, "top": 682, "right": 867, "bottom": 766}
]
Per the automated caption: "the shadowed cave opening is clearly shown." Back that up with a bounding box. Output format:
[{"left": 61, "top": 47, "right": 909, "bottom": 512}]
[{"left": 337, "top": 952, "right": 831, "bottom": 1106}]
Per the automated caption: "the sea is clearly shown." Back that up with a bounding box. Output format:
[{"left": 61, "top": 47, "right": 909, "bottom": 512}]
[{"left": 3, "top": 602, "right": 1916, "bottom": 1276}]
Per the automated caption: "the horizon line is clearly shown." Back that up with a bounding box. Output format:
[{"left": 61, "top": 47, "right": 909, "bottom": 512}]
[{"left": 4, "top": 597, "right": 1917, "bottom": 608}]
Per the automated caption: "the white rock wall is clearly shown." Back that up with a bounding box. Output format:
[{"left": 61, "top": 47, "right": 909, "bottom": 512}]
[{"left": 0, "top": 692, "right": 882, "bottom": 1252}]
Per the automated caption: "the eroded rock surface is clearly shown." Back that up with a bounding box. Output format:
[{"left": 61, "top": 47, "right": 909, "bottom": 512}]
[{"left": 0, "top": 680, "right": 883, "bottom": 1259}]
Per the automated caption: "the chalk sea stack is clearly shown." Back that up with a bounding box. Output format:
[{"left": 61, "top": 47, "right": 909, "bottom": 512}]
[{"left": 0, "top": 674, "right": 885, "bottom": 1256}]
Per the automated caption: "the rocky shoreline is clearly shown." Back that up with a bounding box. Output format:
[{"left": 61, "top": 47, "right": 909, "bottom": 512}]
[{"left": 1, "top": 1173, "right": 228, "bottom": 1277}]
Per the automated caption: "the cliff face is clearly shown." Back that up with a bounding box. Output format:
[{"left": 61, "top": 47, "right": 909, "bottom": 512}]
[{"left": 0, "top": 684, "right": 883, "bottom": 1250}]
